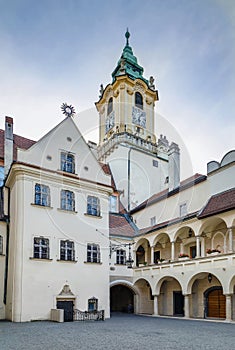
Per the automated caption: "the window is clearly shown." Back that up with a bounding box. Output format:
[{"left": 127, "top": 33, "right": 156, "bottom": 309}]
[
  {"left": 116, "top": 249, "right": 126, "bottom": 265},
  {"left": 88, "top": 297, "right": 98, "bottom": 312},
  {"left": 61, "top": 190, "right": 75, "bottom": 211},
  {"left": 87, "top": 196, "right": 100, "bottom": 216},
  {"left": 109, "top": 195, "right": 118, "bottom": 213},
  {"left": 33, "top": 237, "right": 49, "bottom": 259},
  {"left": 35, "top": 184, "right": 51, "bottom": 206},
  {"left": 60, "top": 240, "right": 75, "bottom": 261},
  {"left": 152, "top": 160, "right": 158, "bottom": 167},
  {"left": 61, "top": 152, "right": 75, "bottom": 173},
  {"left": 107, "top": 97, "right": 113, "bottom": 116},
  {"left": 150, "top": 216, "right": 156, "bottom": 226},
  {"left": 87, "top": 243, "right": 101, "bottom": 263},
  {"left": 0, "top": 235, "right": 3, "bottom": 254},
  {"left": 135, "top": 92, "right": 143, "bottom": 109},
  {"left": 180, "top": 203, "right": 187, "bottom": 217}
]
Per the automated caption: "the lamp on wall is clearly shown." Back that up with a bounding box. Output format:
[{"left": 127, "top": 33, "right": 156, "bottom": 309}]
[
  {"left": 109, "top": 241, "right": 134, "bottom": 269},
  {"left": 126, "top": 243, "right": 134, "bottom": 269},
  {"left": 208, "top": 273, "right": 212, "bottom": 283}
]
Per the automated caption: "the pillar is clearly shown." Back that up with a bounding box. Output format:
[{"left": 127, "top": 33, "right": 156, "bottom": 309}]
[
  {"left": 184, "top": 294, "right": 190, "bottom": 318},
  {"left": 151, "top": 246, "right": 155, "bottom": 265},
  {"left": 133, "top": 249, "right": 136, "bottom": 267},
  {"left": 228, "top": 228, "right": 233, "bottom": 253},
  {"left": 196, "top": 236, "right": 201, "bottom": 258},
  {"left": 225, "top": 294, "right": 232, "bottom": 322},
  {"left": 201, "top": 237, "right": 205, "bottom": 257},
  {"left": 171, "top": 241, "right": 175, "bottom": 261},
  {"left": 153, "top": 295, "right": 159, "bottom": 316}
]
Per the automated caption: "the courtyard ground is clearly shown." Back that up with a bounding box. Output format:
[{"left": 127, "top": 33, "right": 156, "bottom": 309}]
[{"left": 1, "top": 314, "right": 235, "bottom": 350}]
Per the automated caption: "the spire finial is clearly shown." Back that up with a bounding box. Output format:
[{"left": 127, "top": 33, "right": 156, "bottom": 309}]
[{"left": 125, "top": 28, "right": 130, "bottom": 46}]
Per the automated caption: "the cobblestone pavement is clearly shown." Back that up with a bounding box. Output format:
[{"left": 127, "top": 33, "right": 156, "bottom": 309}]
[{"left": 1, "top": 314, "right": 235, "bottom": 350}]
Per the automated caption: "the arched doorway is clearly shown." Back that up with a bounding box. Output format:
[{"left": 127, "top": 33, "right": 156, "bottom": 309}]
[
  {"left": 204, "top": 286, "right": 226, "bottom": 319},
  {"left": 110, "top": 285, "right": 134, "bottom": 313}
]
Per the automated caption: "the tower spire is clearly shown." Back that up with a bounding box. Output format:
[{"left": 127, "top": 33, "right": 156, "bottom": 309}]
[{"left": 125, "top": 28, "right": 130, "bottom": 46}]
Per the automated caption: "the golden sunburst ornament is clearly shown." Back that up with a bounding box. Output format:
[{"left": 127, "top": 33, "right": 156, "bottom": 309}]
[{"left": 61, "top": 103, "right": 76, "bottom": 117}]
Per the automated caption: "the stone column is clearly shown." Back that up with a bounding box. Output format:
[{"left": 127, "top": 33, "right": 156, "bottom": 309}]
[
  {"left": 151, "top": 246, "right": 155, "bottom": 265},
  {"left": 184, "top": 294, "right": 190, "bottom": 318},
  {"left": 201, "top": 237, "right": 205, "bottom": 257},
  {"left": 228, "top": 228, "right": 233, "bottom": 253},
  {"left": 133, "top": 249, "right": 136, "bottom": 267},
  {"left": 225, "top": 294, "right": 232, "bottom": 322},
  {"left": 153, "top": 295, "right": 159, "bottom": 316},
  {"left": 196, "top": 236, "right": 201, "bottom": 258},
  {"left": 171, "top": 241, "right": 175, "bottom": 261}
]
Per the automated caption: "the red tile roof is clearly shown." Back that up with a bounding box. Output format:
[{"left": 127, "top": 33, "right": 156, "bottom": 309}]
[
  {"left": 0, "top": 129, "right": 36, "bottom": 161},
  {"left": 109, "top": 213, "right": 136, "bottom": 238},
  {"left": 198, "top": 188, "right": 235, "bottom": 219},
  {"left": 131, "top": 173, "right": 206, "bottom": 214}
]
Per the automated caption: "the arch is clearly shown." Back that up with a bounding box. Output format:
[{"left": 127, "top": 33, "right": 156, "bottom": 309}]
[
  {"left": 135, "top": 91, "right": 143, "bottom": 109},
  {"left": 155, "top": 275, "right": 183, "bottom": 295},
  {"left": 186, "top": 272, "right": 224, "bottom": 295},
  {"left": 133, "top": 278, "right": 154, "bottom": 315},
  {"left": 199, "top": 217, "right": 227, "bottom": 236},
  {"left": 107, "top": 97, "right": 113, "bottom": 115},
  {"left": 110, "top": 280, "right": 139, "bottom": 314}
]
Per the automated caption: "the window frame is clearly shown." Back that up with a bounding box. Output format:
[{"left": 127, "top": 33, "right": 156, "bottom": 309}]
[
  {"left": 33, "top": 237, "right": 50, "bottom": 259},
  {"left": 88, "top": 297, "right": 98, "bottom": 312},
  {"left": 87, "top": 243, "right": 101, "bottom": 263},
  {"left": 179, "top": 202, "right": 187, "bottom": 217},
  {"left": 135, "top": 91, "right": 143, "bottom": 110},
  {"left": 60, "top": 240, "right": 75, "bottom": 261},
  {"left": 116, "top": 249, "right": 126, "bottom": 265},
  {"left": 60, "top": 152, "right": 75, "bottom": 174},
  {"left": 87, "top": 196, "right": 100, "bottom": 217},
  {"left": 107, "top": 97, "right": 113, "bottom": 116},
  {"left": 34, "top": 183, "right": 51, "bottom": 207},
  {"left": 61, "top": 190, "right": 75, "bottom": 211}
]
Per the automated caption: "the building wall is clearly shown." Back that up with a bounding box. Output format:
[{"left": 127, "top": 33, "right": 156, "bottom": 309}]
[{"left": 0, "top": 221, "right": 6, "bottom": 319}]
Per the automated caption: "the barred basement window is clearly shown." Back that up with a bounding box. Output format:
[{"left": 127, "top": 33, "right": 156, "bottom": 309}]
[
  {"left": 87, "top": 196, "right": 100, "bottom": 216},
  {"left": 35, "top": 184, "right": 51, "bottom": 206},
  {"left": 0, "top": 235, "right": 3, "bottom": 254},
  {"left": 87, "top": 243, "right": 101, "bottom": 263},
  {"left": 116, "top": 249, "right": 126, "bottom": 265},
  {"left": 61, "top": 190, "right": 75, "bottom": 211},
  {"left": 34, "top": 237, "right": 49, "bottom": 259},
  {"left": 60, "top": 240, "right": 75, "bottom": 261},
  {"left": 61, "top": 152, "right": 75, "bottom": 173}
]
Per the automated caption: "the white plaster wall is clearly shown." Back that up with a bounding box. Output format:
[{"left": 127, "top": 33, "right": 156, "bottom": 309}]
[{"left": 0, "top": 221, "right": 6, "bottom": 319}]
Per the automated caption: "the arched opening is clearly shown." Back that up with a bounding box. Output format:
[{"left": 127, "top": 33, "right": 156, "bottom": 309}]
[
  {"left": 157, "top": 277, "right": 183, "bottom": 316},
  {"left": 134, "top": 278, "right": 153, "bottom": 314},
  {"left": 107, "top": 97, "right": 113, "bottom": 115},
  {"left": 204, "top": 286, "right": 226, "bottom": 319},
  {"left": 110, "top": 284, "right": 135, "bottom": 313},
  {"left": 136, "top": 245, "right": 145, "bottom": 266},
  {"left": 135, "top": 92, "right": 143, "bottom": 109}
]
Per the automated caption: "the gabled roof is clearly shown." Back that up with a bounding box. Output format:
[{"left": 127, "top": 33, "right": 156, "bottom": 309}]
[
  {"left": 131, "top": 173, "right": 206, "bottom": 214},
  {"left": 109, "top": 213, "right": 136, "bottom": 238},
  {"left": 0, "top": 129, "right": 36, "bottom": 161},
  {"left": 198, "top": 188, "right": 235, "bottom": 219}
]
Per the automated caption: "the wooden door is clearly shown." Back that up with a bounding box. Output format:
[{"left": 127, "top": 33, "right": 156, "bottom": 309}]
[
  {"left": 207, "top": 289, "right": 226, "bottom": 318},
  {"left": 173, "top": 291, "right": 184, "bottom": 316},
  {"left": 57, "top": 300, "right": 74, "bottom": 322}
]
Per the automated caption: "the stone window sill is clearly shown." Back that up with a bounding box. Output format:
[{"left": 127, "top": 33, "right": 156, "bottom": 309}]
[
  {"left": 57, "top": 259, "right": 77, "bottom": 263},
  {"left": 29, "top": 257, "right": 53, "bottom": 261},
  {"left": 0, "top": 253, "right": 5, "bottom": 257},
  {"left": 84, "top": 213, "right": 102, "bottom": 219},
  {"left": 84, "top": 261, "right": 102, "bottom": 265},
  {"left": 31, "top": 203, "right": 53, "bottom": 209},
  {"left": 57, "top": 208, "right": 78, "bottom": 214}
]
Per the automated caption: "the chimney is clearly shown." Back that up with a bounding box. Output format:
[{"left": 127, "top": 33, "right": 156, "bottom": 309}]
[
  {"left": 168, "top": 142, "right": 180, "bottom": 191},
  {"left": 4, "top": 116, "right": 14, "bottom": 178}
]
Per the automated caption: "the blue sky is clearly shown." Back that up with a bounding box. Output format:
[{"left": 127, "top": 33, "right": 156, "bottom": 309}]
[{"left": 0, "top": 0, "right": 234, "bottom": 177}]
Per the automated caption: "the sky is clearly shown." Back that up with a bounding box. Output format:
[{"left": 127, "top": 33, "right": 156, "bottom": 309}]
[{"left": 0, "top": 0, "right": 234, "bottom": 178}]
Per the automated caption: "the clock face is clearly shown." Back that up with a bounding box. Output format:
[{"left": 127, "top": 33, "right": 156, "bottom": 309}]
[
  {"left": 132, "top": 106, "right": 146, "bottom": 128},
  {"left": 105, "top": 111, "right": 115, "bottom": 133}
]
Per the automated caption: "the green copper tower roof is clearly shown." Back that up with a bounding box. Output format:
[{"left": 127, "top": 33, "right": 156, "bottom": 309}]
[{"left": 112, "top": 30, "right": 148, "bottom": 85}]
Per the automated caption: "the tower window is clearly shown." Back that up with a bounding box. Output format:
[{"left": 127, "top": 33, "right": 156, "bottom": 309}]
[
  {"left": 107, "top": 97, "right": 113, "bottom": 116},
  {"left": 135, "top": 92, "right": 143, "bottom": 110}
]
